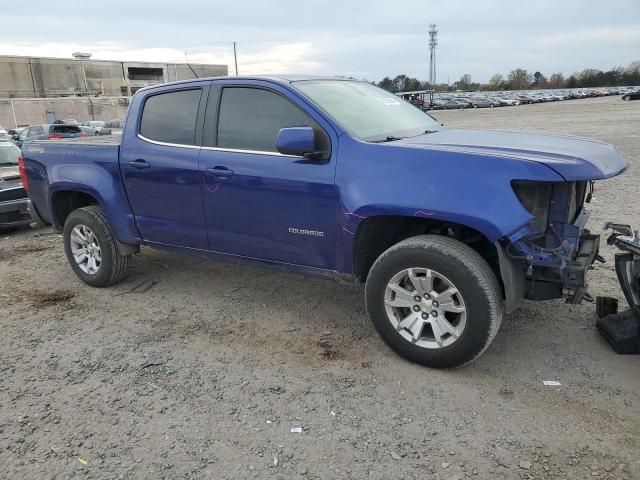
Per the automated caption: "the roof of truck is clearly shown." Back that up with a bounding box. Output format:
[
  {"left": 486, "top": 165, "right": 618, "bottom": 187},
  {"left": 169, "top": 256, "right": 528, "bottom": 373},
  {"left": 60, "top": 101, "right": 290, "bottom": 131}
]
[{"left": 138, "top": 75, "right": 361, "bottom": 92}]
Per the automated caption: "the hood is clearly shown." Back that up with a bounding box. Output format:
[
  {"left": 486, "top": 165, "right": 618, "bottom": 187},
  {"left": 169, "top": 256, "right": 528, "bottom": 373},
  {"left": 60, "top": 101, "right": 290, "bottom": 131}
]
[
  {"left": 394, "top": 128, "right": 627, "bottom": 181},
  {"left": 0, "top": 165, "right": 22, "bottom": 191}
]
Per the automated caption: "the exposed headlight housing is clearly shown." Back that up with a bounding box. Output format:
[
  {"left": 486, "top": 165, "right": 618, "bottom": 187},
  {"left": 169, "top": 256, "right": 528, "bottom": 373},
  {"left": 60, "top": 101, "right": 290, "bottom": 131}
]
[{"left": 511, "top": 181, "right": 552, "bottom": 235}]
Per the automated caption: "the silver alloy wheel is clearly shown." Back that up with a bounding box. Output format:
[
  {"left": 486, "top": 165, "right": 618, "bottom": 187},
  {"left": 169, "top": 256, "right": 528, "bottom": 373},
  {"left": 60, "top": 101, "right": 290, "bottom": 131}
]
[
  {"left": 384, "top": 268, "right": 466, "bottom": 349},
  {"left": 70, "top": 224, "right": 102, "bottom": 274}
]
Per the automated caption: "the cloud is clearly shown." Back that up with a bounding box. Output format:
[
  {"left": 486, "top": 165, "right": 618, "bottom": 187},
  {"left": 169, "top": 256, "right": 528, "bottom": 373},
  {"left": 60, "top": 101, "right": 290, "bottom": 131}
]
[
  {"left": 0, "top": 41, "right": 325, "bottom": 75},
  {"left": 0, "top": 0, "right": 638, "bottom": 83},
  {"left": 188, "top": 43, "right": 323, "bottom": 74}
]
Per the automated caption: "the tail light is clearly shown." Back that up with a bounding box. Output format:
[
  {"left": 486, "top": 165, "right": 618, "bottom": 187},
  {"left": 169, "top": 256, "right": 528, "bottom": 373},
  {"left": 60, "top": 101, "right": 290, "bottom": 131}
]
[
  {"left": 18, "top": 155, "right": 29, "bottom": 191},
  {"left": 48, "top": 134, "right": 64, "bottom": 139}
]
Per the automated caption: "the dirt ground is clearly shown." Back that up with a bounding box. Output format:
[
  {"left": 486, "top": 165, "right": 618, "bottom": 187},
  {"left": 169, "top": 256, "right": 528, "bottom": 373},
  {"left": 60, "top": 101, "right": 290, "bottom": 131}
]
[{"left": 1, "top": 95, "right": 639, "bottom": 480}]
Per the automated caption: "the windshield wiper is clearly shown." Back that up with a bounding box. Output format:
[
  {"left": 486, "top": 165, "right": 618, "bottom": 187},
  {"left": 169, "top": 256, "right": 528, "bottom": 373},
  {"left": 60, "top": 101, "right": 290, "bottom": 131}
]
[{"left": 370, "top": 136, "right": 404, "bottom": 143}]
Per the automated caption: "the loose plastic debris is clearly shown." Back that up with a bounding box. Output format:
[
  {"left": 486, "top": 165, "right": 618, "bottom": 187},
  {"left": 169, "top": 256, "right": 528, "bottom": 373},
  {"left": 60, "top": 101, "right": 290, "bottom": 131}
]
[
  {"left": 291, "top": 420, "right": 303, "bottom": 433},
  {"left": 543, "top": 380, "right": 561, "bottom": 386}
]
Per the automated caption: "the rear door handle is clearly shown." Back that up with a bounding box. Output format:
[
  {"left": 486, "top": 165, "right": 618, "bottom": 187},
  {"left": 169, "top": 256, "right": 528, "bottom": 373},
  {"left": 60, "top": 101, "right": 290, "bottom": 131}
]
[
  {"left": 129, "top": 159, "right": 151, "bottom": 169},
  {"left": 205, "top": 166, "right": 234, "bottom": 178}
]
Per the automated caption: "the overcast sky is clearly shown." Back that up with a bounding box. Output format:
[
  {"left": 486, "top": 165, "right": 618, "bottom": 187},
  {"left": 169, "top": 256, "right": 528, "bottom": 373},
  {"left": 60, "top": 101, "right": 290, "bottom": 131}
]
[{"left": 1, "top": 0, "right": 639, "bottom": 83}]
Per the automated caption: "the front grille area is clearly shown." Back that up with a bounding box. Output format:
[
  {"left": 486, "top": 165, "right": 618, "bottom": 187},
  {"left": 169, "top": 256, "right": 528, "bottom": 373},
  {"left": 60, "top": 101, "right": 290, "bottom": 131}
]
[{"left": 0, "top": 187, "right": 27, "bottom": 202}]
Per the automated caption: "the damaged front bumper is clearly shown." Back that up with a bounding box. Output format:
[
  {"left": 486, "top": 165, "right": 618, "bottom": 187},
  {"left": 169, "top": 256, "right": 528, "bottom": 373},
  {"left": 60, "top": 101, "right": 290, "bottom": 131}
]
[
  {"left": 496, "top": 181, "right": 603, "bottom": 312},
  {"left": 497, "top": 229, "right": 601, "bottom": 312}
]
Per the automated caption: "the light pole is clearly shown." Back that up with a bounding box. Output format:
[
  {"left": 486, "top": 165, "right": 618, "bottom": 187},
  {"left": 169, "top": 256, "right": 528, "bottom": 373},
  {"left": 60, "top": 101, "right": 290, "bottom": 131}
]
[
  {"left": 73, "top": 52, "right": 94, "bottom": 120},
  {"left": 233, "top": 42, "right": 238, "bottom": 75}
]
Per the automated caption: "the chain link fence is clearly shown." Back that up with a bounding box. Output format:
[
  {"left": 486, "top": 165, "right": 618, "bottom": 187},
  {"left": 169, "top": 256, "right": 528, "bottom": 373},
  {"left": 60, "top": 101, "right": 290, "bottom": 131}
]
[{"left": 0, "top": 97, "right": 130, "bottom": 129}]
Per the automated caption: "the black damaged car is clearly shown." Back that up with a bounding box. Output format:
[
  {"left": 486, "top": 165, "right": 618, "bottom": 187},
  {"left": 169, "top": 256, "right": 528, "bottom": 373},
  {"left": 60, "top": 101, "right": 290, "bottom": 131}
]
[{"left": 0, "top": 141, "right": 33, "bottom": 230}]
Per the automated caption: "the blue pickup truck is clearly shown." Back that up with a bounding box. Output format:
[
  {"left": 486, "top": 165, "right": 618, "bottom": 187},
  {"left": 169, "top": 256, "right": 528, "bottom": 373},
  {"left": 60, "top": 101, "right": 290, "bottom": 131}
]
[{"left": 19, "top": 76, "right": 627, "bottom": 367}]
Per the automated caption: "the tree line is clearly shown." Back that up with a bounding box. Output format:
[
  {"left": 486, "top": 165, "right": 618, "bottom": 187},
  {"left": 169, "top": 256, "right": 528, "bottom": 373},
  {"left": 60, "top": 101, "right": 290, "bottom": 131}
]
[{"left": 377, "top": 60, "right": 640, "bottom": 92}]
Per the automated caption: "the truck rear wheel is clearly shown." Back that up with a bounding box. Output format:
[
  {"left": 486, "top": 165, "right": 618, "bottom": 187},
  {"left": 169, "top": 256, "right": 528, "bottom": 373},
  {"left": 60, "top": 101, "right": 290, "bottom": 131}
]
[
  {"left": 63, "top": 205, "right": 132, "bottom": 287},
  {"left": 365, "top": 235, "right": 503, "bottom": 368}
]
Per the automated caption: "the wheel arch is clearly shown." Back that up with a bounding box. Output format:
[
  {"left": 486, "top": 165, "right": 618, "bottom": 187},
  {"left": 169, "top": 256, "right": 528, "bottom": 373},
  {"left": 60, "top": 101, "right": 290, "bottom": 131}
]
[
  {"left": 50, "top": 188, "right": 101, "bottom": 228},
  {"left": 352, "top": 214, "right": 502, "bottom": 287}
]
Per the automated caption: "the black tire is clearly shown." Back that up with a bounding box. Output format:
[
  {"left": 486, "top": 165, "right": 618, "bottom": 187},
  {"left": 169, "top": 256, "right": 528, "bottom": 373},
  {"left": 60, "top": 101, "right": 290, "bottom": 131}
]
[
  {"left": 365, "top": 235, "right": 503, "bottom": 368},
  {"left": 623, "top": 95, "right": 630, "bottom": 101},
  {"left": 63, "top": 205, "right": 132, "bottom": 287}
]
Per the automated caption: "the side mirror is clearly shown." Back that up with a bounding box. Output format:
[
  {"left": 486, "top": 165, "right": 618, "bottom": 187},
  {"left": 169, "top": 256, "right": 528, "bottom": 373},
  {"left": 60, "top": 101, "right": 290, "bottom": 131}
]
[
  {"left": 276, "top": 126, "right": 321, "bottom": 158},
  {"left": 11, "top": 134, "right": 19, "bottom": 141}
]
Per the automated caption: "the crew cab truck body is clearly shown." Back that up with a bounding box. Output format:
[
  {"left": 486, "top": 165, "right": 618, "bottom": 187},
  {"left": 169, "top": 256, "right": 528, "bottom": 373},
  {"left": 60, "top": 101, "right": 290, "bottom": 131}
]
[{"left": 20, "top": 76, "right": 628, "bottom": 367}]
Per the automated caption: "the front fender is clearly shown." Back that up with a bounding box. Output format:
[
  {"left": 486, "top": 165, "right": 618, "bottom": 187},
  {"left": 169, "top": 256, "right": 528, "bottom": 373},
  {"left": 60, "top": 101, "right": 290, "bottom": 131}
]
[{"left": 335, "top": 135, "right": 565, "bottom": 274}]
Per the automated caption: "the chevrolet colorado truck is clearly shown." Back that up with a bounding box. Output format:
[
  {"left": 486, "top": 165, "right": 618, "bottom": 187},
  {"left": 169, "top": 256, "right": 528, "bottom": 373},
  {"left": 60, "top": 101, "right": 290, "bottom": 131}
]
[{"left": 19, "top": 76, "right": 628, "bottom": 368}]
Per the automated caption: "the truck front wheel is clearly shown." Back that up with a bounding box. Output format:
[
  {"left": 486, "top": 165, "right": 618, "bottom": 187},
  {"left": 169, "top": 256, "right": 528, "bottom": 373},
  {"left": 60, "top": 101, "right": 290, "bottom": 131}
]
[
  {"left": 63, "top": 205, "right": 132, "bottom": 287},
  {"left": 365, "top": 235, "right": 503, "bottom": 368}
]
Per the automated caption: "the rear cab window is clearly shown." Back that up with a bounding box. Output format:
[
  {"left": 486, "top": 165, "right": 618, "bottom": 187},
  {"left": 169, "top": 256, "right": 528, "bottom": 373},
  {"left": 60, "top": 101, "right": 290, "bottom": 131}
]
[
  {"left": 139, "top": 89, "right": 202, "bottom": 145},
  {"left": 51, "top": 125, "right": 81, "bottom": 134}
]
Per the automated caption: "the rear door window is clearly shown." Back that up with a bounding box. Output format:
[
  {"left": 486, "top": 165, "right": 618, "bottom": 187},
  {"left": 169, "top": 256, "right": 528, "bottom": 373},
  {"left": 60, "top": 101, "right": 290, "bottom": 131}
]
[{"left": 140, "top": 89, "right": 202, "bottom": 145}]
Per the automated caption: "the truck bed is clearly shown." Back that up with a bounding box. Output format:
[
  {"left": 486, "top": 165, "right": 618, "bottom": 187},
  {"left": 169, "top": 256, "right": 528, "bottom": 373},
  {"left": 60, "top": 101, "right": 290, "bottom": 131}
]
[
  {"left": 21, "top": 135, "right": 124, "bottom": 228},
  {"left": 37, "top": 135, "right": 122, "bottom": 147}
]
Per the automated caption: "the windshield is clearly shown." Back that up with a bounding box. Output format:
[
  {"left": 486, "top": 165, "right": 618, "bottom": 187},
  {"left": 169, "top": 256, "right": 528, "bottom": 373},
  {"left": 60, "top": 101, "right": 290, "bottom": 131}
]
[
  {"left": 0, "top": 142, "right": 20, "bottom": 165},
  {"left": 293, "top": 80, "right": 440, "bottom": 142}
]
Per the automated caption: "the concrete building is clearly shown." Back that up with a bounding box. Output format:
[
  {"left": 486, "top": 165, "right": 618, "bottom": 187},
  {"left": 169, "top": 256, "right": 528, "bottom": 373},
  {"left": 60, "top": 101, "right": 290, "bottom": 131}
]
[
  {"left": 0, "top": 55, "right": 228, "bottom": 128},
  {"left": 0, "top": 55, "right": 228, "bottom": 98}
]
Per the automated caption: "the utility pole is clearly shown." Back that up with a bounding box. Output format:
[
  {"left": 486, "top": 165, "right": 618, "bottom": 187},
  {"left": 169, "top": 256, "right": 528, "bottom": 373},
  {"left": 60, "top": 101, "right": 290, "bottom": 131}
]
[
  {"left": 233, "top": 42, "right": 239, "bottom": 75},
  {"left": 428, "top": 24, "right": 438, "bottom": 91},
  {"left": 10, "top": 99, "right": 17, "bottom": 129}
]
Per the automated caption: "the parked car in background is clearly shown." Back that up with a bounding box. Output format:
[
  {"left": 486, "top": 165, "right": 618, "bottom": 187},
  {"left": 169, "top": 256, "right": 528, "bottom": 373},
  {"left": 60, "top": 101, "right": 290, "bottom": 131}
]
[
  {"left": 622, "top": 90, "right": 640, "bottom": 101},
  {"left": 442, "top": 99, "right": 468, "bottom": 109},
  {"left": 79, "top": 121, "right": 107, "bottom": 136},
  {"left": 0, "top": 141, "right": 32, "bottom": 230},
  {"left": 101, "top": 119, "right": 125, "bottom": 136},
  {"left": 61, "top": 119, "right": 80, "bottom": 126},
  {"left": 469, "top": 98, "right": 496, "bottom": 108},
  {"left": 7, "top": 127, "right": 26, "bottom": 139},
  {"left": 12, "top": 124, "right": 83, "bottom": 148}
]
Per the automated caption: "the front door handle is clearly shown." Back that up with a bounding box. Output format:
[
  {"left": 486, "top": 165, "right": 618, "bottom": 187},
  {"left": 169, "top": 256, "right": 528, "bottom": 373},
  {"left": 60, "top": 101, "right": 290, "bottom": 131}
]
[
  {"left": 205, "top": 166, "right": 235, "bottom": 178},
  {"left": 129, "top": 159, "right": 151, "bottom": 170}
]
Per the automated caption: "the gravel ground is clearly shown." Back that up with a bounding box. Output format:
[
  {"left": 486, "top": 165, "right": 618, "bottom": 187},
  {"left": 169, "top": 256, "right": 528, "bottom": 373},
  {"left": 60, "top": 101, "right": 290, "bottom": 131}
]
[{"left": 1, "top": 95, "right": 639, "bottom": 480}]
